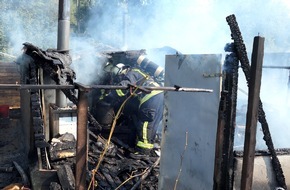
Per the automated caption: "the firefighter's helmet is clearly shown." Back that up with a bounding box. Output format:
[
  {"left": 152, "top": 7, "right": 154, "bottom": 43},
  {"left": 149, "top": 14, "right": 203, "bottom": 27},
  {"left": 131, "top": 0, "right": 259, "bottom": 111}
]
[{"left": 104, "top": 62, "right": 128, "bottom": 75}]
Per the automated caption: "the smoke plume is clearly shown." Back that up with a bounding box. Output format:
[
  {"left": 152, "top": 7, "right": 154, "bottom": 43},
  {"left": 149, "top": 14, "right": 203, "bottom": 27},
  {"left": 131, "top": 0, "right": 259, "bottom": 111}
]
[{"left": 1, "top": 0, "right": 290, "bottom": 149}]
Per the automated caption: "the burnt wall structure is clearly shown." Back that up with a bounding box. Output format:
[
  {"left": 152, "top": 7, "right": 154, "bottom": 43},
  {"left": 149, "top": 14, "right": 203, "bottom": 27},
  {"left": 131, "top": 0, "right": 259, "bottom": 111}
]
[{"left": 226, "top": 14, "right": 286, "bottom": 189}]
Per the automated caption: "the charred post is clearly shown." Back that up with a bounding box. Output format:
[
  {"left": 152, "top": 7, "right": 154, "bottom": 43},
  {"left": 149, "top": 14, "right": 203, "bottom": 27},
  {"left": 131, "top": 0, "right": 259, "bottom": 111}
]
[
  {"left": 226, "top": 14, "right": 287, "bottom": 189},
  {"left": 213, "top": 43, "right": 239, "bottom": 190}
]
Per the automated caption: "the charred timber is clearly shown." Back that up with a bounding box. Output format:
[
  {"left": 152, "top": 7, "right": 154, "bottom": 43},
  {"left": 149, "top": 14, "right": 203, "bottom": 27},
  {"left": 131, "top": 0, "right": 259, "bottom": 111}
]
[
  {"left": 22, "top": 42, "right": 102, "bottom": 131},
  {"left": 226, "top": 14, "right": 287, "bottom": 189},
  {"left": 48, "top": 132, "right": 160, "bottom": 189},
  {"left": 87, "top": 135, "right": 160, "bottom": 190},
  {"left": 130, "top": 157, "right": 160, "bottom": 190},
  {"left": 29, "top": 60, "right": 49, "bottom": 169},
  {"left": 214, "top": 42, "right": 239, "bottom": 190}
]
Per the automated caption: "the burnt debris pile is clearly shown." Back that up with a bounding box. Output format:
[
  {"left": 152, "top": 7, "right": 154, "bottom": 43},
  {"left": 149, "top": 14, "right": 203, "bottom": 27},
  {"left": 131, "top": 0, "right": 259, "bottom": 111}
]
[
  {"left": 0, "top": 42, "right": 164, "bottom": 189},
  {"left": 48, "top": 132, "right": 160, "bottom": 190},
  {"left": 88, "top": 134, "right": 160, "bottom": 190}
]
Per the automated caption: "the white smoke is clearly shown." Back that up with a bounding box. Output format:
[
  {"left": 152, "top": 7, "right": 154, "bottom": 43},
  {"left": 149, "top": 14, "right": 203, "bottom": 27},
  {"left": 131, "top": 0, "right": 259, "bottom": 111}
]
[
  {"left": 86, "top": 0, "right": 290, "bottom": 54},
  {"left": 2, "top": 0, "right": 290, "bottom": 149},
  {"left": 69, "top": 36, "right": 112, "bottom": 85},
  {"left": 0, "top": 0, "right": 58, "bottom": 56},
  {"left": 83, "top": 0, "right": 290, "bottom": 149}
]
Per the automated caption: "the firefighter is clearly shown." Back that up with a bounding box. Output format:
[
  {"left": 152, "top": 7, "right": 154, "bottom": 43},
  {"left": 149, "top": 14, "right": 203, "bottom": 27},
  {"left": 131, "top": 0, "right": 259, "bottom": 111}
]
[{"left": 103, "top": 63, "right": 164, "bottom": 155}]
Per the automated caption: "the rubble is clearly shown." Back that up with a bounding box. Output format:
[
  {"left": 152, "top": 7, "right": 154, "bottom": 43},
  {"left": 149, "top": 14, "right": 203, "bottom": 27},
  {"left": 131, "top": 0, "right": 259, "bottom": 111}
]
[
  {"left": 0, "top": 44, "right": 166, "bottom": 189},
  {"left": 48, "top": 131, "right": 160, "bottom": 190}
]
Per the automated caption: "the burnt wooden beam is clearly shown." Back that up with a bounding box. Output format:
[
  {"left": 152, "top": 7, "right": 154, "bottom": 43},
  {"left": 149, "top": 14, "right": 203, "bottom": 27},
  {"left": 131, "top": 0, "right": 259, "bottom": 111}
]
[
  {"left": 213, "top": 44, "right": 239, "bottom": 189},
  {"left": 240, "top": 36, "right": 264, "bottom": 190},
  {"left": 213, "top": 91, "right": 228, "bottom": 189},
  {"left": 226, "top": 14, "right": 286, "bottom": 189}
]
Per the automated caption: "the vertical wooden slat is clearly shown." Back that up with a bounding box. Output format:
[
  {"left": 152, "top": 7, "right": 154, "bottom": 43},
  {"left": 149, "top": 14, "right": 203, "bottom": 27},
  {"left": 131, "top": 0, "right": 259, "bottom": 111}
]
[
  {"left": 75, "top": 88, "right": 88, "bottom": 190},
  {"left": 240, "top": 36, "right": 265, "bottom": 190}
]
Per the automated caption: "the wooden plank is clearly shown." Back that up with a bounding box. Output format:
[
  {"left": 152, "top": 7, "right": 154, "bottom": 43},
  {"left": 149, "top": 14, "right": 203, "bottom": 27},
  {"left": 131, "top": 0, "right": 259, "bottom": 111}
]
[
  {"left": 0, "top": 73, "right": 20, "bottom": 77},
  {"left": 0, "top": 90, "right": 20, "bottom": 107},
  {"left": 0, "top": 93, "right": 20, "bottom": 97},
  {"left": 0, "top": 63, "right": 21, "bottom": 107},
  {"left": 0, "top": 95, "right": 20, "bottom": 99},
  {"left": 0, "top": 68, "right": 20, "bottom": 73},
  {"left": 76, "top": 90, "right": 88, "bottom": 190},
  {"left": 0, "top": 90, "right": 20, "bottom": 94},
  {"left": 0, "top": 99, "right": 20, "bottom": 105},
  {"left": 213, "top": 92, "right": 227, "bottom": 189},
  {"left": 0, "top": 62, "right": 19, "bottom": 66},
  {"left": 0, "top": 97, "right": 20, "bottom": 102},
  {"left": 0, "top": 63, "right": 19, "bottom": 69},
  {"left": 0, "top": 66, "right": 18, "bottom": 70},
  {"left": 241, "top": 36, "right": 264, "bottom": 190},
  {"left": 0, "top": 80, "right": 21, "bottom": 84}
]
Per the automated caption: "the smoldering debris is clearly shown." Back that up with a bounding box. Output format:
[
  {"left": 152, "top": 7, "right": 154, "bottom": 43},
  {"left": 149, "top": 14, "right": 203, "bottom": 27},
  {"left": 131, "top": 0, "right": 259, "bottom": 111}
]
[{"left": 48, "top": 132, "right": 160, "bottom": 190}]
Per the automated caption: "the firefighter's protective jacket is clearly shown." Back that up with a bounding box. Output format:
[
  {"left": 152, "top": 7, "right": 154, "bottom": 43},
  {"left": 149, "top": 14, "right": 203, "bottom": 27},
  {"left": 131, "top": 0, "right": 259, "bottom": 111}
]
[{"left": 105, "top": 68, "right": 163, "bottom": 150}]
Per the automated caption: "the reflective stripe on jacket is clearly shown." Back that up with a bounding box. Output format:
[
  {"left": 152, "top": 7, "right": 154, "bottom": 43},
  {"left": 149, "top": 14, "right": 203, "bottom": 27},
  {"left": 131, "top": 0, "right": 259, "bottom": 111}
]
[
  {"left": 139, "top": 90, "right": 162, "bottom": 107},
  {"left": 113, "top": 68, "right": 163, "bottom": 109},
  {"left": 136, "top": 121, "right": 154, "bottom": 149}
]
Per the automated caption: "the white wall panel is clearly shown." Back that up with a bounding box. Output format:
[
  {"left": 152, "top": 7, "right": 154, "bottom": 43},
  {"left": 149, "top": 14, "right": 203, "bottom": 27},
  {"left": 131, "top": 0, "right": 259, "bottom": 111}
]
[{"left": 158, "top": 54, "right": 222, "bottom": 190}]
